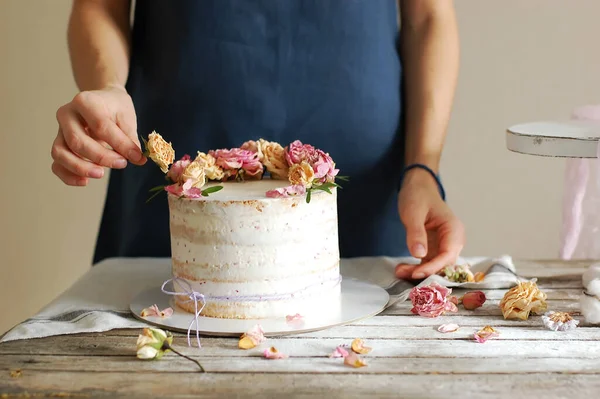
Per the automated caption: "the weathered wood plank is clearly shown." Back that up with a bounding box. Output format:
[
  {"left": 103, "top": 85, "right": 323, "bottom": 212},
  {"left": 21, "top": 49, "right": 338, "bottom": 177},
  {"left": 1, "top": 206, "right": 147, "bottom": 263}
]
[
  {"left": 2, "top": 336, "right": 599, "bottom": 358},
  {"left": 2, "top": 354, "right": 600, "bottom": 375},
  {"left": 1, "top": 371, "right": 599, "bottom": 398}
]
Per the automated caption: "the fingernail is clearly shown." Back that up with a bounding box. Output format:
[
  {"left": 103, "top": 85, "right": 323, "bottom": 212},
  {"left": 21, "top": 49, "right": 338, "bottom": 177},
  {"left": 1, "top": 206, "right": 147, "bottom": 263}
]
[
  {"left": 89, "top": 168, "right": 104, "bottom": 178},
  {"left": 128, "top": 149, "right": 142, "bottom": 162},
  {"left": 412, "top": 272, "right": 426, "bottom": 279},
  {"left": 413, "top": 244, "right": 426, "bottom": 258},
  {"left": 113, "top": 158, "right": 127, "bottom": 168}
]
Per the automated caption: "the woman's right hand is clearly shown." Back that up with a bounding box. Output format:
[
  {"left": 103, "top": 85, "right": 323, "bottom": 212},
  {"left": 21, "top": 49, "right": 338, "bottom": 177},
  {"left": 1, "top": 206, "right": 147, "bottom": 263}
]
[{"left": 52, "top": 84, "right": 146, "bottom": 186}]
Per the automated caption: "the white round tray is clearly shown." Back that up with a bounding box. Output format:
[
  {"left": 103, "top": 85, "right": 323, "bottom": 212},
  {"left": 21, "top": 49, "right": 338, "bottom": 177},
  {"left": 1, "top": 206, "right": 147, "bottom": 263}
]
[
  {"left": 130, "top": 277, "right": 389, "bottom": 337},
  {"left": 506, "top": 120, "right": 600, "bottom": 158}
]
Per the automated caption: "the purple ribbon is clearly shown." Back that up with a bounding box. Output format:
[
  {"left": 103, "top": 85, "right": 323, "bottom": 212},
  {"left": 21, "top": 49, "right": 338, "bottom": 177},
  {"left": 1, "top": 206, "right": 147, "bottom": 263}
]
[{"left": 161, "top": 278, "right": 205, "bottom": 348}]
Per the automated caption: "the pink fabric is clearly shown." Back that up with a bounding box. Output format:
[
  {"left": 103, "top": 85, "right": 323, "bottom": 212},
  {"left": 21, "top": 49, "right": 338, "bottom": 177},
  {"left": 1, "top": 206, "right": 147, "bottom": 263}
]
[{"left": 559, "top": 105, "right": 600, "bottom": 259}]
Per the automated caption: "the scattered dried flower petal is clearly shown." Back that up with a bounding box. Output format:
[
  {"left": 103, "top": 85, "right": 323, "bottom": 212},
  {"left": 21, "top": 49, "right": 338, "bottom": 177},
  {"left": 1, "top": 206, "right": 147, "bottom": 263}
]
[
  {"left": 350, "top": 338, "right": 372, "bottom": 354},
  {"left": 239, "top": 324, "right": 266, "bottom": 349},
  {"left": 542, "top": 311, "right": 579, "bottom": 331},
  {"left": 329, "top": 345, "right": 349, "bottom": 358},
  {"left": 461, "top": 291, "right": 487, "bottom": 310},
  {"left": 474, "top": 325, "right": 499, "bottom": 343},
  {"left": 140, "top": 304, "right": 173, "bottom": 318},
  {"left": 264, "top": 347, "right": 288, "bottom": 359},
  {"left": 286, "top": 313, "right": 303, "bottom": 323},
  {"left": 9, "top": 369, "right": 22, "bottom": 379},
  {"left": 449, "top": 296, "right": 459, "bottom": 305},
  {"left": 344, "top": 352, "right": 367, "bottom": 368},
  {"left": 437, "top": 323, "right": 460, "bottom": 333},
  {"left": 499, "top": 280, "right": 548, "bottom": 320},
  {"left": 443, "top": 264, "right": 474, "bottom": 283},
  {"left": 474, "top": 272, "right": 486, "bottom": 282}
]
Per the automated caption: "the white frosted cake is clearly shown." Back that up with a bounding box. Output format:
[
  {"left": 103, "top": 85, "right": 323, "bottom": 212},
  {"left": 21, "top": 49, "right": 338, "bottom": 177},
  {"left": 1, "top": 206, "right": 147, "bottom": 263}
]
[
  {"left": 168, "top": 180, "right": 341, "bottom": 319},
  {"left": 142, "top": 133, "right": 344, "bottom": 319}
]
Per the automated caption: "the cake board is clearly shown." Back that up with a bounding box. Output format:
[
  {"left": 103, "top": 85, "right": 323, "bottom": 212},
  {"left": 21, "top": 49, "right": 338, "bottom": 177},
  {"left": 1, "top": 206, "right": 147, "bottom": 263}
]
[
  {"left": 506, "top": 120, "right": 600, "bottom": 158},
  {"left": 130, "top": 277, "right": 390, "bottom": 337}
]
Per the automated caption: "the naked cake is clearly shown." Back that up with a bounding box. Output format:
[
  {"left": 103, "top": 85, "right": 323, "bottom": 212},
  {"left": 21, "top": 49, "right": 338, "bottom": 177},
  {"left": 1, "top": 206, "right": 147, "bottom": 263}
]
[{"left": 143, "top": 134, "right": 344, "bottom": 319}]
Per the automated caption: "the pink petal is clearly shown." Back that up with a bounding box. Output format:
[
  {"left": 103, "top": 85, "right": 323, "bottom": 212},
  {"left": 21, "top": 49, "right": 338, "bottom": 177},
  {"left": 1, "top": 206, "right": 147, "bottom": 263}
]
[
  {"left": 263, "top": 347, "right": 288, "bottom": 359},
  {"left": 329, "top": 345, "right": 349, "bottom": 358},
  {"left": 343, "top": 352, "right": 367, "bottom": 368},
  {"left": 160, "top": 307, "right": 174, "bottom": 318},
  {"left": 437, "top": 323, "right": 460, "bottom": 333},
  {"left": 285, "top": 314, "right": 303, "bottom": 323},
  {"left": 165, "top": 184, "right": 183, "bottom": 196}
]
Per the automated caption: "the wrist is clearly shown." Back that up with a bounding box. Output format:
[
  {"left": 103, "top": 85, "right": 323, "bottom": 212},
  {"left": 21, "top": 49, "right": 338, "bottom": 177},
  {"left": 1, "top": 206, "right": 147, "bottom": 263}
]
[{"left": 399, "top": 163, "right": 446, "bottom": 200}]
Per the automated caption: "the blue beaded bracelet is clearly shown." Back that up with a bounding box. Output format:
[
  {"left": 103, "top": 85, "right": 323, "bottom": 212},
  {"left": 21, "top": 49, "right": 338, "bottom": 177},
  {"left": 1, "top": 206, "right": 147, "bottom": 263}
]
[{"left": 400, "top": 163, "right": 446, "bottom": 201}]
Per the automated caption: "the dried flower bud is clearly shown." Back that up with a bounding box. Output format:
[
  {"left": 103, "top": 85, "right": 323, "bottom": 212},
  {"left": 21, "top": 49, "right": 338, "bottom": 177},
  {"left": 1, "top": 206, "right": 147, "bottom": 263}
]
[
  {"left": 443, "top": 264, "right": 475, "bottom": 283},
  {"left": 136, "top": 327, "right": 173, "bottom": 360},
  {"left": 461, "top": 291, "right": 487, "bottom": 310}
]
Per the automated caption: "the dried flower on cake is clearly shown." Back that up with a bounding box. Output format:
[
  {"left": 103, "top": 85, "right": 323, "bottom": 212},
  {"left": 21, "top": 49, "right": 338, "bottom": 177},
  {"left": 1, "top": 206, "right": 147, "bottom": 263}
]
[
  {"left": 499, "top": 280, "right": 548, "bottom": 320},
  {"left": 409, "top": 282, "right": 458, "bottom": 318},
  {"left": 288, "top": 161, "right": 315, "bottom": 187},
  {"left": 140, "top": 304, "right": 173, "bottom": 318},
  {"left": 238, "top": 324, "right": 266, "bottom": 349},
  {"left": 167, "top": 155, "right": 192, "bottom": 183},
  {"left": 541, "top": 311, "right": 579, "bottom": 331},
  {"left": 437, "top": 323, "right": 460, "bottom": 333},
  {"left": 195, "top": 151, "right": 224, "bottom": 181},
  {"left": 474, "top": 325, "right": 499, "bottom": 343},
  {"left": 258, "top": 139, "right": 289, "bottom": 179},
  {"left": 210, "top": 148, "right": 264, "bottom": 180},
  {"left": 329, "top": 345, "right": 349, "bottom": 358},
  {"left": 144, "top": 131, "right": 175, "bottom": 173},
  {"left": 240, "top": 140, "right": 259, "bottom": 154},
  {"left": 461, "top": 291, "right": 487, "bottom": 310},
  {"left": 344, "top": 352, "right": 367, "bottom": 368},
  {"left": 266, "top": 184, "right": 307, "bottom": 198},
  {"left": 263, "top": 347, "right": 288, "bottom": 359},
  {"left": 350, "top": 338, "right": 372, "bottom": 355},
  {"left": 165, "top": 179, "right": 203, "bottom": 199},
  {"left": 285, "top": 140, "right": 320, "bottom": 165},
  {"left": 181, "top": 161, "right": 207, "bottom": 189},
  {"left": 312, "top": 150, "right": 339, "bottom": 183},
  {"left": 443, "top": 264, "right": 474, "bottom": 283}
]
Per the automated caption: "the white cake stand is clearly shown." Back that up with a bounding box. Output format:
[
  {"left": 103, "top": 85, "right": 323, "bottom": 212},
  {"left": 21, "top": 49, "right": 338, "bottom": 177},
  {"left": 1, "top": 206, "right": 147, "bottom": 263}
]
[
  {"left": 506, "top": 120, "right": 600, "bottom": 158},
  {"left": 130, "top": 277, "right": 389, "bottom": 337}
]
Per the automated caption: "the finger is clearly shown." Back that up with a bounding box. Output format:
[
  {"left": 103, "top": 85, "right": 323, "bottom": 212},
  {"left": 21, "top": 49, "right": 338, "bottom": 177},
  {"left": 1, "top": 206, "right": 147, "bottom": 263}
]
[
  {"left": 410, "top": 221, "right": 464, "bottom": 279},
  {"left": 51, "top": 133, "right": 105, "bottom": 179},
  {"left": 400, "top": 202, "right": 429, "bottom": 258},
  {"left": 395, "top": 264, "right": 417, "bottom": 279},
  {"left": 72, "top": 93, "right": 143, "bottom": 164},
  {"left": 116, "top": 110, "right": 147, "bottom": 166},
  {"left": 57, "top": 106, "right": 128, "bottom": 169},
  {"left": 51, "top": 161, "right": 88, "bottom": 186}
]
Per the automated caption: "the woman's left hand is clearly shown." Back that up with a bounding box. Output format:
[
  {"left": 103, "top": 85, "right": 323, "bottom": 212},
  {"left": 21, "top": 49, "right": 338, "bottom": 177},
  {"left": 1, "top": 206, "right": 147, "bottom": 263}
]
[{"left": 395, "top": 168, "right": 465, "bottom": 280}]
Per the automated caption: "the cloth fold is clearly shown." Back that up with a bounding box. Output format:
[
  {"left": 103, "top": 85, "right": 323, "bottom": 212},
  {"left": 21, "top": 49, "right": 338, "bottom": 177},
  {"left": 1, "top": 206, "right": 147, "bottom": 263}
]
[{"left": 1, "top": 256, "right": 522, "bottom": 343}]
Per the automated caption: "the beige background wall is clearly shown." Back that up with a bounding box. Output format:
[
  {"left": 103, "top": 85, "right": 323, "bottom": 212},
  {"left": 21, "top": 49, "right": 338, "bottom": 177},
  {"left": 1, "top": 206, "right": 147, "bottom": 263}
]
[{"left": 1, "top": 0, "right": 599, "bottom": 334}]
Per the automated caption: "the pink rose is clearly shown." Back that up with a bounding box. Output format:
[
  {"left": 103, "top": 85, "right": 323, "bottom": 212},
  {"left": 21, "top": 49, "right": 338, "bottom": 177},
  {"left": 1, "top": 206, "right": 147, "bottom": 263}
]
[
  {"left": 210, "top": 148, "right": 264, "bottom": 180},
  {"left": 240, "top": 140, "right": 259, "bottom": 154},
  {"left": 265, "top": 184, "right": 307, "bottom": 198},
  {"left": 285, "top": 140, "right": 319, "bottom": 165},
  {"left": 409, "top": 282, "right": 458, "bottom": 318},
  {"left": 166, "top": 154, "right": 191, "bottom": 183},
  {"left": 165, "top": 179, "right": 203, "bottom": 199},
  {"left": 312, "top": 150, "right": 339, "bottom": 183}
]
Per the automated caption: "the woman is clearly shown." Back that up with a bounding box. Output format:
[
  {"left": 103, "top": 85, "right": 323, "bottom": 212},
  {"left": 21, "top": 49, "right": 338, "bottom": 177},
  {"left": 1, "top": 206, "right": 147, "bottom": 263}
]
[{"left": 51, "top": 0, "right": 464, "bottom": 280}]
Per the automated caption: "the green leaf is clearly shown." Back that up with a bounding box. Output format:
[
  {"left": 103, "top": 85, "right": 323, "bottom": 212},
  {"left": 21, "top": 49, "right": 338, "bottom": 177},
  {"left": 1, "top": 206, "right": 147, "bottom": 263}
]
[
  {"left": 335, "top": 175, "right": 349, "bottom": 181},
  {"left": 312, "top": 185, "right": 332, "bottom": 194},
  {"left": 201, "top": 185, "right": 224, "bottom": 196},
  {"left": 145, "top": 188, "right": 164, "bottom": 204},
  {"left": 306, "top": 189, "right": 312, "bottom": 203},
  {"left": 148, "top": 185, "right": 166, "bottom": 192}
]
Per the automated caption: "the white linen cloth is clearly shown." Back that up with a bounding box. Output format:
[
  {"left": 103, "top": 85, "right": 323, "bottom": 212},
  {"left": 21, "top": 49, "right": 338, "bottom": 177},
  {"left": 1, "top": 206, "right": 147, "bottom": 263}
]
[{"left": 1, "top": 255, "right": 521, "bottom": 343}]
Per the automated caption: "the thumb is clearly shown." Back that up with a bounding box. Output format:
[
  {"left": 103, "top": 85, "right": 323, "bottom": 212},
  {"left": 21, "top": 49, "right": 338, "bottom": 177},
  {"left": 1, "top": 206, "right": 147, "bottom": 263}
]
[{"left": 400, "top": 203, "right": 428, "bottom": 259}]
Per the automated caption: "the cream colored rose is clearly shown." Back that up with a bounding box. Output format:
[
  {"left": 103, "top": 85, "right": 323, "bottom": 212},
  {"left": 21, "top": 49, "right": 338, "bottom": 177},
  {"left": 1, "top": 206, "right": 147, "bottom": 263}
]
[
  {"left": 181, "top": 161, "right": 206, "bottom": 189},
  {"left": 499, "top": 280, "right": 548, "bottom": 320},
  {"left": 258, "top": 139, "right": 289, "bottom": 180},
  {"left": 146, "top": 131, "right": 175, "bottom": 173},
  {"left": 195, "top": 151, "right": 225, "bottom": 181},
  {"left": 288, "top": 161, "right": 315, "bottom": 187}
]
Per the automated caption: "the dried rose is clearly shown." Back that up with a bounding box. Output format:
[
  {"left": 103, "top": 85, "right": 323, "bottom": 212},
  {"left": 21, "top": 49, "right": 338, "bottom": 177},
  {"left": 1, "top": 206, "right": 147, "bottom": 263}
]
[
  {"left": 329, "top": 345, "right": 349, "bottom": 358},
  {"left": 241, "top": 140, "right": 259, "bottom": 154},
  {"left": 181, "top": 161, "right": 207, "bottom": 189},
  {"left": 409, "top": 282, "right": 458, "bottom": 318},
  {"left": 312, "top": 150, "right": 339, "bottom": 183},
  {"left": 474, "top": 272, "right": 486, "bottom": 282},
  {"left": 285, "top": 140, "right": 320, "bottom": 165},
  {"left": 145, "top": 131, "right": 175, "bottom": 173},
  {"left": 258, "top": 139, "right": 289, "bottom": 179},
  {"left": 167, "top": 154, "right": 191, "bottom": 183},
  {"left": 474, "top": 326, "right": 499, "bottom": 343},
  {"left": 461, "top": 291, "right": 486, "bottom": 310},
  {"left": 264, "top": 347, "right": 288, "bottom": 359},
  {"left": 140, "top": 304, "right": 173, "bottom": 318},
  {"left": 541, "top": 311, "right": 579, "bottom": 331},
  {"left": 443, "top": 264, "right": 475, "bottom": 283},
  {"left": 265, "top": 184, "right": 307, "bottom": 198},
  {"left": 350, "top": 338, "right": 372, "bottom": 355},
  {"left": 288, "top": 161, "right": 315, "bottom": 187},
  {"left": 195, "top": 152, "right": 224, "bottom": 181},
  {"left": 344, "top": 352, "right": 367, "bottom": 368},
  {"left": 210, "top": 148, "right": 264, "bottom": 180},
  {"left": 165, "top": 179, "right": 203, "bottom": 199},
  {"left": 437, "top": 323, "right": 460, "bottom": 333},
  {"left": 499, "top": 280, "right": 548, "bottom": 320},
  {"left": 238, "top": 324, "right": 266, "bottom": 349}
]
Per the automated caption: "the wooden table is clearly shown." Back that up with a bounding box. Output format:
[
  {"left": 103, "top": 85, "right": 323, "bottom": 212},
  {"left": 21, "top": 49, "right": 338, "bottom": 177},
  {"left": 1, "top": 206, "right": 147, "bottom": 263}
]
[{"left": 1, "top": 260, "right": 599, "bottom": 398}]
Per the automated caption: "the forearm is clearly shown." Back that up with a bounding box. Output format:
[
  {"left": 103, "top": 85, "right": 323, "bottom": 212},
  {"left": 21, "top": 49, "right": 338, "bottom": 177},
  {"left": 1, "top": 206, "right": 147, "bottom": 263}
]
[
  {"left": 68, "top": 0, "right": 132, "bottom": 91},
  {"left": 400, "top": 7, "right": 459, "bottom": 173}
]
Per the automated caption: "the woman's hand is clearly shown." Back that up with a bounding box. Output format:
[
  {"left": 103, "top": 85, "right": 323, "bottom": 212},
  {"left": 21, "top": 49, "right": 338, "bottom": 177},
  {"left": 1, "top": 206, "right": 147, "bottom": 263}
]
[
  {"left": 396, "top": 168, "right": 465, "bottom": 280},
  {"left": 51, "top": 84, "right": 146, "bottom": 186}
]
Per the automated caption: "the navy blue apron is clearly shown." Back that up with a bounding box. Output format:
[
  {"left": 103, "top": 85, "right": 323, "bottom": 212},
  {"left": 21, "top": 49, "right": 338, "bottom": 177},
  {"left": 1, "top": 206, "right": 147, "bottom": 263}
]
[{"left": 93, "top": 0, "right": 408, "bottom": 264}]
